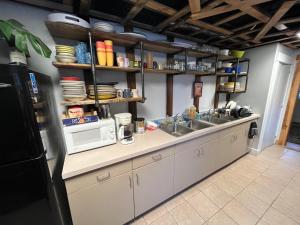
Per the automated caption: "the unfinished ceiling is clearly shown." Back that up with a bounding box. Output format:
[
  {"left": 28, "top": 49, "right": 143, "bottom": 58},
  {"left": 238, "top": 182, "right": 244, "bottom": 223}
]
[{"left": 14, "top": 0, "right": 300, "bottom": 49}]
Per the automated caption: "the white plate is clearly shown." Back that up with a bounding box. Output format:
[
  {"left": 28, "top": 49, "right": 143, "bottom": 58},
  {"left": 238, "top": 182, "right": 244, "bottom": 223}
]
[
  {"left": 60, "top": 80, "right": 84, "bottom": 84},
  {"left": 48, "top": 13, "right": 90, "bottom": 28},
  {"left": 119, "top": 32, "right": 147, "bottom": 39},
  {"left": 171, "top": 42, "right": 193, "bottom": 48},
  {"left": 63, "top": 94, "right": 87, "bottom": 97}
]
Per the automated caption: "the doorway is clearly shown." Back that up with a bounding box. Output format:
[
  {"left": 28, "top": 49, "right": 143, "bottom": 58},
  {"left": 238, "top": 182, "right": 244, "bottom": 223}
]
[
  {"left": 287, "top": 87, "right": 300, "bottom": 151},
  {"left": 261, "top": 62, "right": 291, "bottom": 150}
]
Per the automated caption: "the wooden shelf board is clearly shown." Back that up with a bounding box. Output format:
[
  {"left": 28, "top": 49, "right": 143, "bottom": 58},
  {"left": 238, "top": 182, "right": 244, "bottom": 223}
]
[
  {"left": 53, "top": 62, "right": 91, "bottom": 69},
  {"left": 217, "top": 90, "right": 246, "bottom": 93},
  {"left": 46, "top": 21, "right": 89, "bottom": 41},
  {"left": 95, "top": 65, "right": 140, "bottom": 72},
  {"left": 62, "top": 97, "right": 143, "bottom": 106},
  {"left": 216, "top": 73, "right": 248, "bottom": 77},
  {"left": 144, "top": 68, "right": 182, "bottom": 74}
]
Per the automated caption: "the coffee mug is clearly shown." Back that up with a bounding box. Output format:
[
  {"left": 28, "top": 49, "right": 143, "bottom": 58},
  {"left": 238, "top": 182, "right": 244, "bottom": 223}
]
[
  {"left": 131, "top": 89, "right": 138, "bottom": 98},
  {"left": 117, "top": 89, "right": 123, "bottom": 98},
  {"left": 123, "top": 89, "right": 132, "bottom": 98}
]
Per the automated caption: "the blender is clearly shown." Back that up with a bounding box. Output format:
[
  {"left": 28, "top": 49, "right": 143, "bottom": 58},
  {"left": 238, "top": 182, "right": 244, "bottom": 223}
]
[{"left": 115, "top": 113, "right": 134, "bottom": 144}]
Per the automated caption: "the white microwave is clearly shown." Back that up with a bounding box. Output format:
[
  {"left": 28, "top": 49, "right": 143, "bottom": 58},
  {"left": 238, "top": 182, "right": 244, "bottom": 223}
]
[{"left": 63, "top": 118, "right": 116, "bottom": 154}]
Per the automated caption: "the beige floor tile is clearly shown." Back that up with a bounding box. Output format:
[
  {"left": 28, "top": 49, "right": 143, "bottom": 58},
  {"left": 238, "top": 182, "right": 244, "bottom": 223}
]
[
  {"left": 150, "top": 212, "right": 177, "bottom": 225},
  {"left": 260, "top": 207, "right": 299, "bottom": 225},
  {"left": 200, "top": 182, "right": 233, "bottom": 208},
  {"left": 262, "top": 164, "right": 297, "bottom": 186},
  {"left": 187, "top": 192, "right": 219, "bottom": 221},
  {"left": 228, "top": 164, "right": 261, "bottom": 180},
  {"left": 287, "top": 173, "right": 300, "bottom": 193},
  {"left": 272, "top": 188, "right": 300, "bottom": 223},
  {"left": 170, "top": 202, "right": 205, "bottom": 225},
  {"left": 206, "top": 210, "right": 237, "bottom": 225},
  {"left": 143, "top": 205, "right": 168, "bottom": 225},
  {"left": 245, "top": 177, "right": 283, "bottom": 204},
  {"left": 235, "top": 189, "right": 269, "bottom": 217},
  {"left": 223, "top": 171, "right": 254, "bottom": 188},
  {"left": 130, "top": 217, "right": 147, "bottom": 225},
  {"left": 256, "top": 220, "right": 269, "bottom": 225},
  {"left": 223, "top": 199, "right": 259, "bottom": 225},
  {"left": 212, "top": 175, "right": 243, "bottom": 197},
  {"left": 164, "top": 195, "right": 185, "bottom": 211},
  {"left": 182, "top": 185, "right": 201, "bottom": 200}
]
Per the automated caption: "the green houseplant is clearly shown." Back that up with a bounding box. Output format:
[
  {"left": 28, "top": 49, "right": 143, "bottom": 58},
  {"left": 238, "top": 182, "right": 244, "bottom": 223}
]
[{"left": 0, "top": 19, "right": 52, "bottom": 61}]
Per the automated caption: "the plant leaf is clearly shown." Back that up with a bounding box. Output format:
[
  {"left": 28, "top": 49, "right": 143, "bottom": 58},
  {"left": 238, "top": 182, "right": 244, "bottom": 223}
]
[
  {"left": 15, "top": 32, "right": 29, "bottom": 56},
  {"left": 26, "top": 33, "right": 52, "bottom": 58},
  {"left": 7, "top": 20, "right": 27, "bottom": 33},
  {"left": 7, "top": 19, "right": 24, "bottom": 28},
  {"left": 0, "top": 20, "right": 13, "bottom": 42}
]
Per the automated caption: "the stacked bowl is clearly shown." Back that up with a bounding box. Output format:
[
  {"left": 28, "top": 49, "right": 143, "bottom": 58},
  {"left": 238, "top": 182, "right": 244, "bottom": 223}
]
[
  {"left": 55, "top": 45, "right": 76, "bottom": 63},
  {"left": 60, "top": 77, "right": 86, "bottom": 101},
  {"left": 88, "top": 84, "right": 117, "bottom": 100},
  {"left": 93, "top": 22, "right": 114, "bottom": 32}
]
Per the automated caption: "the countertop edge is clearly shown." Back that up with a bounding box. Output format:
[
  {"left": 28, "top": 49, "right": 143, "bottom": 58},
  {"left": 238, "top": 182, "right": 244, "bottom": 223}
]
[{"left": 62, "top": 114, "right": 260, "bottom": 180}]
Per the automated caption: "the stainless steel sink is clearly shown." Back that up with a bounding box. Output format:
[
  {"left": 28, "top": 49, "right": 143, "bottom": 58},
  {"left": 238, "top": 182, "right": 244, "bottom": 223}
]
[
  {"left": 200, "top": 116, "right": 230, "bottom": 124},
  {"left": 159, "top": 123, "right": 194, "bottom": 137},
  {"left": 186, "top": 120, "right": 213, "bottom": 130}
]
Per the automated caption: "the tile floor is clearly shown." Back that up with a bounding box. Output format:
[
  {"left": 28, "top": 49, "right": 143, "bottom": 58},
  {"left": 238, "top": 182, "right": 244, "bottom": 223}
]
[{"left": 130, "top": 145, "right": 300, "bottom": 225}]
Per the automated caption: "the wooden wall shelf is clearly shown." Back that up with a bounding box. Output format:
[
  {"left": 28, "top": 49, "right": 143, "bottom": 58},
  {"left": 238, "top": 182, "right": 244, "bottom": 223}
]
[{"left": 61, "top": 97, "right": 143, "bottom": 106}]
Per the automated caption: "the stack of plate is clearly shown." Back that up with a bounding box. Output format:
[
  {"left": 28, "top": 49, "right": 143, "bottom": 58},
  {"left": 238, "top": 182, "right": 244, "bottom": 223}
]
[
  {"left": 56, "top": 45, "right": 76, "bottom": 63},
  {"left": 88, "top": 84, "right": 117, "bottom": 100},
  {"left": 93, "top": 22, "right": 114, "bottom": 32},
  {"left": 119, "top": 32, "right": 147, "bottom": 39},
  {"left": 60, "top": 77, "right": 86, "bottom": 101}
]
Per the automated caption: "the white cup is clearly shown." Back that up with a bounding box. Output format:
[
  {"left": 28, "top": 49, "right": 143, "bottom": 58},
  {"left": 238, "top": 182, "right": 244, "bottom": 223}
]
[{"left": 131, "top": 89, "right": 138, "bottom": 98}]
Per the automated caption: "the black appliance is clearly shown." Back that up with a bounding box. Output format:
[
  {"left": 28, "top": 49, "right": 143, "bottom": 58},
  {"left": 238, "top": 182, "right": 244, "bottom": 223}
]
[{"left": 0, "top": 64, "right": 70, "bottom": 225}]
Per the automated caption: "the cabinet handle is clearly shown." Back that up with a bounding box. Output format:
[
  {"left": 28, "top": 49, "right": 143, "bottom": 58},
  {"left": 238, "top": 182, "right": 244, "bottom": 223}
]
[
  {"left": 97, "top": 172, "right": 110, "bottom": 182},
  {"left": 197, "top": 148, "right": 204, "bottom": 157},
  {"left": 136, "top": 174, "right": 140, "bottom": 185},
  {"left": 152, "top": 154, "right": 162, "bottom": 161},
  {"left": 129, "top": 176, "right": 133, "bottom": 188}
]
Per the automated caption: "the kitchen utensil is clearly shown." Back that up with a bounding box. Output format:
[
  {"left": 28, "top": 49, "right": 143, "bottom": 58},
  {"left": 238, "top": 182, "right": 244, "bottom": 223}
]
[
  {"left": 75, "top": 42, "right": 87, "bottom": 64},
  {"left": 93, "top": 22, "right": 114, "bottom": 32},
  {"left": 48, "top": 13, "right": 90, "bottom": 28},
  {"left": 96, "top": 41, "right": 106, "bottom": 66},
  {"left": 219, "top": 49, "right": 229, "bottom": 56},
  {"left": 55, "top": 55, "right": 76, "bottom": 63},
  {"left": 131, "top": 89, "right": 138, "bottom": 98},
  {"left": 123, "top": 89, "right": 132, "bottom": 98},
  {"left": 117, "top": 55, "right": 124, "bottom": 67},
  {"left": 230, "top": 50, "right": 245, "bottom": 59},
  {"left": 115, "top": 113, "right": 134, "bottom": 144},
  {"left": 117, "top": 89, "right": 123, "bottom": 98},
  {"left": 104, "top": 40, "right": 114, "bottom": 66},
  {"left": 146, "top": 52, "right": 153, "bottom": 69},
  {"left": 119, "top": 32, "right": 147, "bottom": 39},
  {"left": 134, "top": 117, "right": 145, "bottom": 134}
]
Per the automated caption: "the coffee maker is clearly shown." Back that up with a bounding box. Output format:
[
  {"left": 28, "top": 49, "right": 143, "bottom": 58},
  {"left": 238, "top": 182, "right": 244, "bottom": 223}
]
[{"left": 115, "top": 113, "right": 134, "bottom": 145}]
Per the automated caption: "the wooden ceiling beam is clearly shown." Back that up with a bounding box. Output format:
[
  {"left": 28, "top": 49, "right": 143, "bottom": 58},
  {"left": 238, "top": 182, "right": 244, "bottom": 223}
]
[
  {"left": 280, "top": 16, "right": 300, "bottom": 24},
  {"left": 215, "top": 28, "right": 261, "bottom": 44},
  {"left": 203, "top": 0, "right": 224, "bottom": 10},
  {"left": 214, "top": 11, "right": 246, "bottom": 26},
  {"left": 123, "top": 0, "right": 149, "bottom": 24},
  {"left": 246, "top": 35, "right": 297, "bottom": 48},
  {"left": 223, "top": 0, "right": 271, "bottom": 23},
  {"left": 283, "top": 39, "right": 300, "bottom": 45},
  {"left": 186, "top": 19, "right": 233, "bottom": 35},
  {"left": 254, "top": 0, "right": 296, "bottom": 41},
  {"left": 189, "top": 0, "right": 201, "bottom": 15},
  {"left": 232, "top": 21, "right": 262, "bottom": 33},
  {"left": 154, "top": 6, "right": 190, "bottom": 32},
  {"left": 164, "top": 31, "right": 206, "bottom": 44},
  {"left": 261, "top": 30, "right": 298, "bottom": 39},
  {"left": 191, "top": 0, "right": 271, "bottom": 20},
  {"left": 128, "top": 0, "right": 177, "bottom": 16}
]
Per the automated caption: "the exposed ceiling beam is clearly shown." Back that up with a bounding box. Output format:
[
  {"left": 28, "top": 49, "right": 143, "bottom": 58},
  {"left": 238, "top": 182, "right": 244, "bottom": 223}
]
[
  {"left": 164, "top": 31, "right": 206, "bottom": 44},
  {"left": 215, "top": 28, "right": 261, "bottom": 44},
  {"left": 203, "top": 0, "right": 224, "bottom": 10},
  {"left": 214, "top": 11, "right": 246, "bottom": 26},
  {"left": 280, "top": 16, "right": 300, "bottom": 24},
  {"left": 223, "top": 0, "right": 270, "bottom": 23},
  {"left": 128, "top": 0, "right": 177, "bottom": 16},
  {"left": 14, "top": 0, "right": 73, "bottom": 12},
  {"left": 189, "top": 0, "right": 201, "bottom": 15},
  {"left": 283, "top": 39, "right": 300, "bottom": 45},
  {"left": 246, "top": 35, "right": 297, "bottom": 48},
  {"left": 123, "top": 0, "right": 149, "bottom": 25},
  {"left": 254, "top": 0, "right": 296, "bottom": 41},
  {"left": 232, "top": 21, "right": 262, "bottom": 33},
  {"left": 187, "top": 18, "right": 233, "bottom": 35},
  {"left": 154, "top": 6, "right": 190, "bottom": 32},
  {"left": 261, "top": 30, "right": 298, "bottom": 39},
  {"left": 191, "top": 0, "right": 271, "bottom": 20}
]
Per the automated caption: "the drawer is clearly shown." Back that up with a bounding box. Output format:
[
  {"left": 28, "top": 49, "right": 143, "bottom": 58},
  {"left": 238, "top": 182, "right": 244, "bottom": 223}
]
[
  {"left": 133, "top": 146, "right": 175, "bottom": 169},
  {"left": 66, "top": 160, "right": 132, "bottom": 194}
]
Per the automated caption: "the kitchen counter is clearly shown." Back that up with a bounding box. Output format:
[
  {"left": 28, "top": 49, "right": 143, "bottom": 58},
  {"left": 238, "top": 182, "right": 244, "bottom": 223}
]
[{"left": 62, "top": 114, "right": 260, "bottom": 179}]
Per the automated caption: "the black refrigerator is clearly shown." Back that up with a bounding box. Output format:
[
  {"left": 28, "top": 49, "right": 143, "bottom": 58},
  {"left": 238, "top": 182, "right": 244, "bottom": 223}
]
[{"left": 0, "top": 64, "right": 70, "bottom": 225}]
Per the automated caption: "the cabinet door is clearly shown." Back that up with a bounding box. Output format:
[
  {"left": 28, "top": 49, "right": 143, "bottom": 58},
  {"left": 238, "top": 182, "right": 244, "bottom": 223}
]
[
  {"left": 68, "top": 171, "right": 134, "bottom": 225},
  {"left": 200, "top": 139, "right": 219, "bottom": 176},
  {"left": 174, "top": 141, "right": 203, "bottom": 193},
  {"left": 133, "top": 155, "right": 174, "bottom": 216},
  {"left": 235, "top": 126, "right": 250, "bottom": 156},
  {"left": 217, "top": 132, "right": 235, "bottom": 169}
]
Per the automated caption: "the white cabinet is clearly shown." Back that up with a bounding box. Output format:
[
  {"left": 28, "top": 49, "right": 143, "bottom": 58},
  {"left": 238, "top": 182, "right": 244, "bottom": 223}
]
[
  {"left": 68, "top": 171, "right": 134, "bottom": 225},
  {"left": 133, "top": 152, "right": 174, "bottom": 216},
  {"left": 174, "top": 137, "right": 218, "bottom": 193}
]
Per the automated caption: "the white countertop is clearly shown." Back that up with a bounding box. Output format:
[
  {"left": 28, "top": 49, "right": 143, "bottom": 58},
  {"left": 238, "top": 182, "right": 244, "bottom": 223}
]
[{"left": 62, "top": 114, "right": 260, "bottom": 179}]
